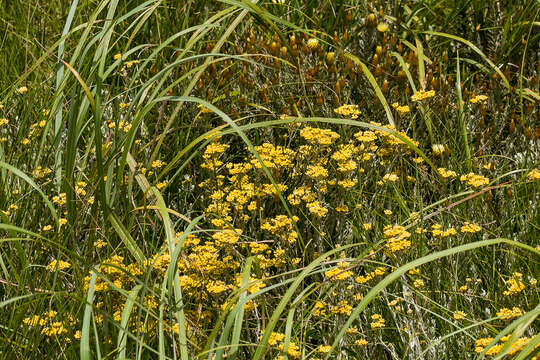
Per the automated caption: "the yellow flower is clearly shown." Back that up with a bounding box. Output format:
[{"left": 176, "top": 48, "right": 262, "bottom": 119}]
[
  {"left": 460, "top": 222, "right": 481, "bottom": 233},
  {"left": 527, "top": 169, "right": 540, "bottom": 181},
  {"left": 317, "top": 345, "right": 332, "bottom": 354},
  {"left": 17, "top": 86, "right": 28, "bottom": 94},
  {"left": 334, "top": 104, "right": 361, "bottom": 119},
  {"left": 460, "top": 173, "right": 489, "bottom": 187},
  {"left": 411, "top": 89, "right": 435, "bottom": 102},
  {"left": 355, "top": 339, "right": 368, "bottom": 346},
  {"left": 453, "top": 311, "right": 466, "bottom": 320},
  {"left": 496, "top": 307, "right": 523, "bottom": 320},
  {"left": 46, "top": 259, "right": 71, "bottom": 271},
  {"left": 0, "top": 118, "right": 8, "bottom": 126},
  {"left": 470, "top": 94, "right": 488, "bottom": 104},
  {"left": 113, "top": 53, "right": 122, "bottom": 60},
  {"left": 307, "top": 38, "right": 319, "bottom": 49}
]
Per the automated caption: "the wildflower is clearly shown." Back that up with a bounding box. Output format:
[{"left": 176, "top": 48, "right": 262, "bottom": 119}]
[
  {"left": 460, "top": 222, "right": 481, "bottom": 233},
  {"left": 17, "top": 86, "right": 28, "bottom": 94},
  {"left": 496, "top": 307, "right": 523, "bottom": 320},
  {"left": 156, "top": 181, "right": 167, "bottom": 190},
  {"left": 376, "top": 23, "right": 389, "bottom": 32},
  {"left": 460, "top": 173, "right": 489, "bottom": 187},
  {"left": 317, "top": 345, "right": 332, "bottom": 354},
  {"left": 152, "top": 160, "right": 166, "bottom": 169},
  {"left": 382, "top": 173, "right": 399, "bottom": 183},
  {"left": 413, "top": 279, "right": 424, "bottom": 288},
  {"left": 527, "top": 169, "right": 540, "bottom": 181},
  {"left": 43, "top": 225, "right": 53, "bottom": 232},
  {"left": 459, "top": 285, "right": 468, "bottom": 292},
  {"left": 453, "top": 311, "right": 466, "bottom": 320},
  {"left": 503, "top": 273, "right": 525, "bottom": 295},
  {"left": 93, "top": 239, "right": 107, "bottom": 248},
  {"left": 59, "top": 218, "right": 67, "bottom": 226},
  {"left": 334, "top": 104, "right": 361, "bottom": 119},
  {"left": 370, "top": 314, "right": 385, "bottom": 328},
  {"left": 307, "top": 38, "right": 319, "bottom": 50},
  {"left": 307, "top": 201, "right": 328, "bottom": 217},
  {"left": 391, "top": 102, "right": 410, "bottom": 115},
  {"left": 335, "top": 204, "right": 349, "bottom": 212},
  {"left": 383, "top": 224, "right": 411, "bottom": 252},
  {"left": 355, "top": 339, "right": 368, "bottom": 346},
  {"left": 325, "top": 262, "right": 353, "bottom": 281},
  {"left": 306, "top": 165, "right": 328, "bottom": 179},
  {"left": 470, "top": 94, "right": 488, "bottom": 104},
  {"left": 432, "top": 144, "right": 445, "bottom": 156},
  {"left": 313, "top": 301, "right": 326, "bottom": 316},
  {"left": 46, "top": 260, "right": 71, "bottom": 271},
  {"left": 207, "top": 281, "right": 228, "bottom": 294},
  {"left": 384, "top": 209, "right": 393, "bottom": 215},
  {"left": 437, "top": 168, "right": 457, "bottom": 179},
  {"left": 411, "top": 89, "right": 435, "bottom": 102},
  {"left": 113, "top": 53, "right": 122, "bottom": 60},
  {"left": 363, "top": 223, "right": 372, "bottom": 230},
  {"left": 0, "top": 118, "right": 8, "bottom": 126},
  {"left": 300, "top": 126, "right": 340, "bottom": 146},
  {"left": 330, "top": 301, "right": 353, "bottom": 315}
]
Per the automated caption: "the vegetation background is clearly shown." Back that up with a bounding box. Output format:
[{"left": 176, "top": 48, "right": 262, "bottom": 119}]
[{"left": 0, "top": 0, "right": 539, "bottom": 359}]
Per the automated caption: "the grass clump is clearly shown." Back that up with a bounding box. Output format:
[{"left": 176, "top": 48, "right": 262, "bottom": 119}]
[{"left": 0, "top": 0, "right": 539, "bottom": 359}]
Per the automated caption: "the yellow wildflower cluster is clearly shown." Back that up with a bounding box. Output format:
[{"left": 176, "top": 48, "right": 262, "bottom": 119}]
[
  {"left": 251, "top": 143, "right": 295, "bottom": 169},
  {"left": 261, "top": 215, "right": 298, "bottom": 243},
  {"left": 45, "top": 259, "right": 71, "bottom": 272},
  {"left": 460, "top": 173, "right": 489, "bottom": 187},
  {"left": 300, "top": 126, "right": 340, "bottom": 146},
  {"left": 470, "top": 94, "right": 488, "bottom": 104},
  {"left": 108, "top": 119, "right": 131, "bottom": 133},
  {"left": 370, "top": 314, "right": 385, "bottom": 328},
  {"left": 460, "top": 222, "right": 482, "bottom": 233},
  {"left": 330, "top": 300, "right": 353, "bottom": 315},
  {"left": 23, "top": 310, "right": 75, "bottom": 339},
  {"left": 325, "top": 261, "right": 354, "bottom": 281},
  {"left": 431, "top": 224, "right": 457, "bottom": 238},
  {"left": 391, "top": 102, "right": 410, "bottom": 114},
  {"left": 33, "top": 166, "right": 52, "bottom": 179},
  {"left": 411, "top": 89, "right": 435, "bottom": 102},
  {"left": 383, "top": 225, "right": 411, "bottom": 252},
  {"left": 503, "top": 272, "right": 525, "bottom": 295},
  {"left": 355, "top": 266, "right": 387, "bottom": 284},
  {"left": 453, "top": 311, "right": 466, "bottom": 320},
  {"left": 84, "top": 255, "right": 142, "bottom": 292},
  {"left": 496, "top": 307, "right": 523, "bottom": 320},
  {"left": 334, "top": 104, "right": 361, "bottom": 119},
  {"left": 527, "top": 169, "right": 540, "bottom": 181},
  {"left": 438, "top": 167, "right": 457, "bottom": 179},
  {"left": 475, "top": 335, "right": 537, "bottom": 355}
]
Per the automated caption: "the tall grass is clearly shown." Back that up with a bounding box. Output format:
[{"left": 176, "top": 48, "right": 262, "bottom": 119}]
[{"left": 0, "top": 0, "right": 539, "bottom": 359}]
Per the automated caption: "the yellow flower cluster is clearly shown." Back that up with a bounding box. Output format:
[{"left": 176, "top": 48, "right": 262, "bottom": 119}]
[
  {"left": 437, "top": 167, "right": 457, "bottom": 179},
  {"left": 453, "top": 311, "right": 466, "bottom": 320},
  {"left": 470, "top": 94, "right": 488, "bottom": 104},
  {"left": 411, "top": 89, "right": 435, "bottom": 102},
  {"left": 391, "top": 102, "right": 410, "bottom": 114},
  {"left": 300, "top": 126, "right": 340, "bottom": 146},
  {"left": 496, "top": 307, "right": 523, "bottom": 320},
  {"left": 503, "top": 273, "right": 525, "bottom": 295},
  {"left": 431, "top": 224, "right": 457, "bottom": 238},
  {"left": 383, "top": 225, "right": 411, "bottom": 252},
  {"left": 460, "top": 173, "right": 489, "bottom": 187},
  {"left": 334, "top": 104, "right": 361, "bottom": 119},
  {"left": 355, "top": 266, "right": 386, "bottom": 284},
  {"left": 33, "top": 166, "right": 52, "bottom": 179},
  {"left": 330, "top": 300, "right": 353, "bottom": 315},
  {"left": 325, "top": 261, "right": 353, "bottom": 281},
  {"left": 261, "top": 215, "right": 298, "bottom": 243},
  {"left": 527, "top": 169, "right": 540, "bottom": 181},
  {"left": 475, "top": 335, "right": 536, "bottom": 355},
  {"left": 460, "top": 222, "right": 482, "bottom": 233},
  {"left": 370, "top": 314, "right": 385, "bottom": 328},
  {"left": 45, "top": 259, "right": 71, "bottom": 272}
]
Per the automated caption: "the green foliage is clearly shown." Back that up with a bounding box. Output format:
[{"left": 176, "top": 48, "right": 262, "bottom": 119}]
[{"left": 0, "top": 0, "right": 539, "bottom": 359}]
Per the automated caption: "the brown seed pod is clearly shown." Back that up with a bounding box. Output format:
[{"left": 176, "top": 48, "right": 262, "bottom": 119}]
[
  {"left": 346, "top": 11, "right": 353, "bottom": 22},
  {"left": 381, "top": 79, "right": 389, "bottom": 93},
  {"left": 509, "top": 119, "right": 516, "bottom": 133},
  {"left": 317, "top": 94, "right": 324, "bottom": 105}
]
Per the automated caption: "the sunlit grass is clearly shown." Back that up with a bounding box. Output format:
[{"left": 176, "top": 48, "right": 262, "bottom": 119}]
[{"left": 0, "top": 0, "right": 539, "bottom": 359}]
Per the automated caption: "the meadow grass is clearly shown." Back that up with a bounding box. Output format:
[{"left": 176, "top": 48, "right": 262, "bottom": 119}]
[{"left": 0, "top": 0, "right": 539, "bottom": 359}]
